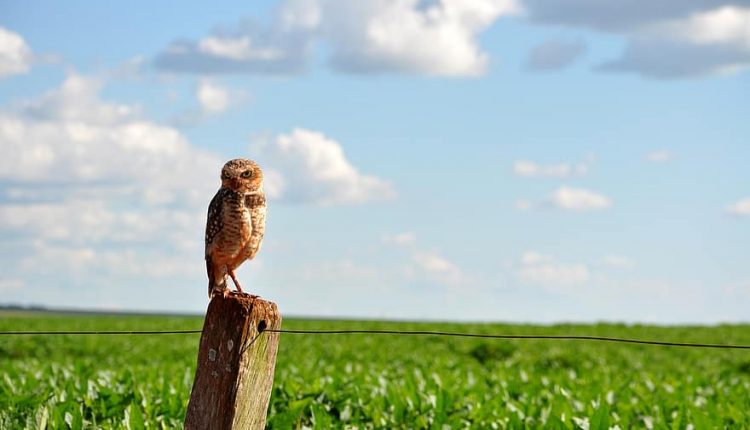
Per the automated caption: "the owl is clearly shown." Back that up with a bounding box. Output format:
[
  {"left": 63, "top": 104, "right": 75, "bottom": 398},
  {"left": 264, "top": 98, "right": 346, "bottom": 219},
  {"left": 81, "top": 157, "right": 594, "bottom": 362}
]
[{"left": 205, "top": 158, "right": 267, "bottom": 298}]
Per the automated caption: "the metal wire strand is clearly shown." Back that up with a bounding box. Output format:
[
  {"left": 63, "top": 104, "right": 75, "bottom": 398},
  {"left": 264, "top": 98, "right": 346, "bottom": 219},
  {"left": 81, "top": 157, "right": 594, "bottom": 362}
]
[
  {"left": 262, "top": 329, "right": 750, "bottom": 349},
  {"left": 1, "top": 328, "right": 750, "bottom": 349},
  {"left": 0, "top": 330, "right": 202, "bottom": 335}
]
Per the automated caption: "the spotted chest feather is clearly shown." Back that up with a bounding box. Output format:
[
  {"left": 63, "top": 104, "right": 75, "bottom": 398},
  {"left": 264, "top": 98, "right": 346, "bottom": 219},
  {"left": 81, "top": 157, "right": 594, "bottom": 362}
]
[{"left": 205, "top": 187, "right": 266, "bottom": 263}]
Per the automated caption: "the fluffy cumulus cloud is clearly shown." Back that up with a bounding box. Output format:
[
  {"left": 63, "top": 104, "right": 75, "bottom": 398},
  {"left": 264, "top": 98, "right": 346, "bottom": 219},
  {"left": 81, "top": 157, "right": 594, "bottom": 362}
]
[
  {"left": 153, "top": 0, "right": 750, "bottom": 79},
  {"left": 523, "top": 0, "right": 750, "bottom": 78},
  {"left": 0, "top": 75, "right": 220, "bottom": 204},
  {"left": 317, "top": 0, "right": 519, "bottom": 76},
  {"left": 0, "top": 74, "right": 398, "bottom": 309},
  {"left": 0, "top": 26, "right": 32, "bottom": 78},
  {"left": 726, "top": 197, "right": 750, "bottom": 217},
  {"left": 251, "top": 128, "right": 395, "bottom": 205},
  {"left": 517, "top": 251, "right": 590, "bottom": 288},
  {"left": 155, "top": 0, "right": 519, "bottom": 77},
  {"left": 0, "top": 74, "right": 224, "bottom": 306},
  {"left": 525, "top": 39, "right": 586, "bottom": 71}
]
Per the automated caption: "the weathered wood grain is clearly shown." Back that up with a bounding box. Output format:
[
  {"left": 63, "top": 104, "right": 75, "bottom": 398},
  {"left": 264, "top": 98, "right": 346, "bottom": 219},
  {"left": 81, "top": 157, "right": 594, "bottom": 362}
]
[{"left": 184, "top": 295, "right": 281, "bottom": 429}]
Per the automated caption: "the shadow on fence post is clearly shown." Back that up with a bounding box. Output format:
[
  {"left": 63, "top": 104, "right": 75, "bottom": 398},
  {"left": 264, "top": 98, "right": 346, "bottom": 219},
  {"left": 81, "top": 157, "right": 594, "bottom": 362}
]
[{"left": 184, "top": 295, "right": 282, "bottom": 429}]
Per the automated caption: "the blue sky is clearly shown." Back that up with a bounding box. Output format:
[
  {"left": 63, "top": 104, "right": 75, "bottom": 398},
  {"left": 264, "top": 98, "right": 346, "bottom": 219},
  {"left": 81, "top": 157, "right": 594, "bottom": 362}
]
[{"left": 0, "top": 0, "right": 748, "bottom": 323}]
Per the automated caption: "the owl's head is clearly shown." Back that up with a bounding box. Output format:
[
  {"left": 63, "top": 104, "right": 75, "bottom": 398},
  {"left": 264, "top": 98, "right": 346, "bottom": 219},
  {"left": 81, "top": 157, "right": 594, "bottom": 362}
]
[{"left": 220, "top": 158, "right": 263, "bottom": 193}]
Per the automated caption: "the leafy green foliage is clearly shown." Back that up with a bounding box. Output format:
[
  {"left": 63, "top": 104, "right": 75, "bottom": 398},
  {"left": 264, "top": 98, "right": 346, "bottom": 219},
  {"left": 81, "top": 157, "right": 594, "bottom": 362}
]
[{"left": 1, "top": 313, "right": 750, "bottom": 428}]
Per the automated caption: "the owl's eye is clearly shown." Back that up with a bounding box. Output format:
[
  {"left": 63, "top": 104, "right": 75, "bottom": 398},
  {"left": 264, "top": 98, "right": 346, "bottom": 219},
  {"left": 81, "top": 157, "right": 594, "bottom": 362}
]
[
  {"left": 241, "top": 170, "right": 253, "bottom": 179},
  {"left": 222, "top": 171, "right": 231, "bottom": 179}
]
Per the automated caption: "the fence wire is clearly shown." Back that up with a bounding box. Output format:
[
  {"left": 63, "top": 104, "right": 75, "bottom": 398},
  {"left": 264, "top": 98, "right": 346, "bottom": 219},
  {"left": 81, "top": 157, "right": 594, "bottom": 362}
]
[{"left": 1, "top": 328, "right": 750, "bottom": 349}]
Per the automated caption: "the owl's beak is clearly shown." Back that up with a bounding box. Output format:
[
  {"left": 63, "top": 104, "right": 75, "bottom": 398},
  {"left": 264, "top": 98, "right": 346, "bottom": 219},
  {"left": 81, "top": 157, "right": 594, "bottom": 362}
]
[{"left": 230, "top": 178, "right": 241, "bottom": 189}]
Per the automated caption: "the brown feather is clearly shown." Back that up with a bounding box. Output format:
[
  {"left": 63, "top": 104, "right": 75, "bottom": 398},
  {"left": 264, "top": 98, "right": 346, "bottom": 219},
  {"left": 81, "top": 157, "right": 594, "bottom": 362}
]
[{"left": 204, "top": 158, "right": 267, "bottom": 298}]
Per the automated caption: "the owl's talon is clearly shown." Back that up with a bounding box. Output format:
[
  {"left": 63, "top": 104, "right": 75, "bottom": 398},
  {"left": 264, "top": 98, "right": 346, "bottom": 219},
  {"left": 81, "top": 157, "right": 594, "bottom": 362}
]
[
  {"left": 231, "top": 290, "right": 256, "bottom": 298},
  {"left": 227, "top": 290, "right": 258, "bottom": 299}
]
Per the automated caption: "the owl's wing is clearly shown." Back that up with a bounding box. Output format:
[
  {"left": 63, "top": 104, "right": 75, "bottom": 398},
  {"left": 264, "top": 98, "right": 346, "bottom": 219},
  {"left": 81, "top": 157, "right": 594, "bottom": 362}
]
[
  {"left": 205, "top": 188, "right": 226, "bottom": 297},
  {"left": 205, "top": 188, "right": 226, "bottom": 255}
]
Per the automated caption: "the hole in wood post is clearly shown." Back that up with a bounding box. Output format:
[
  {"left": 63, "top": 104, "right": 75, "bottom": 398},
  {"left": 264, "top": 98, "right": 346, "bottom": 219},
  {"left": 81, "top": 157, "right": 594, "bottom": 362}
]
[{"left": 258, "top": 320, "right": 267, "bottom": 333}]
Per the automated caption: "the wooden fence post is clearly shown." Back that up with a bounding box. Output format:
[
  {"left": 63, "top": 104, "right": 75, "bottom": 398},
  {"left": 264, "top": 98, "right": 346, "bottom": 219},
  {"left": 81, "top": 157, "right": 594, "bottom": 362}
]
[{"left": 184, "top": 294, "right": 282, "bottom": 429}]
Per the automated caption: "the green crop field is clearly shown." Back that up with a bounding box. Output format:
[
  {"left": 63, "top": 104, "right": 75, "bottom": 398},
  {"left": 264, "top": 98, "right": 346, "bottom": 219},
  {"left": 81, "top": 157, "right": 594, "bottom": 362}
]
[{"left": 1, "top": 312, "right": 749, "bottom": 429}]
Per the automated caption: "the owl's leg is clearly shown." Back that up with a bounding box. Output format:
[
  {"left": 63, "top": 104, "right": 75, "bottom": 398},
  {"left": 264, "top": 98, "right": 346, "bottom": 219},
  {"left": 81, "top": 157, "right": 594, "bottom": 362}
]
[
  {"left": 228, "top": 269, "right": 245, "bottom": 294},
  {"left": 207, "top": 259, "right": 230, "bottom": 299}
]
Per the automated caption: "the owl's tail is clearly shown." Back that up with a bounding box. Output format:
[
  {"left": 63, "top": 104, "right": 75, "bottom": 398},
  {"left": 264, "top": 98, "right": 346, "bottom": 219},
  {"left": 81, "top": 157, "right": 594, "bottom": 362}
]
[{"left": 206, "top": 257, "right": 227, "bottom": 298}]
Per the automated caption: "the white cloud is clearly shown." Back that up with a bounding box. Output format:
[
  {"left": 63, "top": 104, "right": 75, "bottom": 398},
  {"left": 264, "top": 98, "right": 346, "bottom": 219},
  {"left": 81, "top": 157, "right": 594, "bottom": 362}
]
[
  {"left": 154, "top": 0, "right": 750, "bottom": 79},
  {"left": 279, "top": 0, "right": 323, "bottom": 31},
  {"left": 513, "top": 157, "right": 591, "bottom": 178},
  {"left": 519, "top": 186, "right": 611, "bottom": 211},
  {"left": 197, "top": 79, "right": 231, "bottom": 114},
  {"left": 320, "top": 0, "right": 520, "bottom": 76},
  {"left": 645, "top": 149, "right": 673, "bottom": 163},
  {"left": 198, "top": 36, "right": 284, "bottom": 61},
  {"left": 600, "top": 6, "right": 750, "bottom": 78},
  {"left": 251, "top": 128, "right": 395, "bottom": 205},
  {"left": 19, "top": 74, "right": 139, "bottom": 124},
  {"left": 0, "top": 26, "right": 32, "bottom": 78},
  {"left": 548, "top": 186, "right": 611, "bottom": 211},
  {"left": 523, "top": 1, "right": 750, "bottom": 79},
  {"left": 518, "top": 251, "right": 590, "bottom": 287},
  {"left": 0, "top": 74, "right": 225, "bottom": 300},
  {"left": 155, "top": 0, "right": 519, "bottom": 77},
  {"left": 17, "top": 241, "right": 203, "bottom": 279},
  {"left": 651, "top": 6, "right": 750, "bottom": 49},
  {"left": 155, "top": 20, "right": 310, "bottom": 75},
  {"left": 726, "top": 197, "right": 750, "bottom": 217},
  {"left": 18, "top": 242, "right": 97, "bottom": 275},
  {"left": 0, "top": 74, "right": 220, "bottom": 205},
  {"left": 0, "top": 201, "right": 202, "bottom": 244},
  {"left": 171, "top": 78, "right": 248, "bottom": 126}
]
